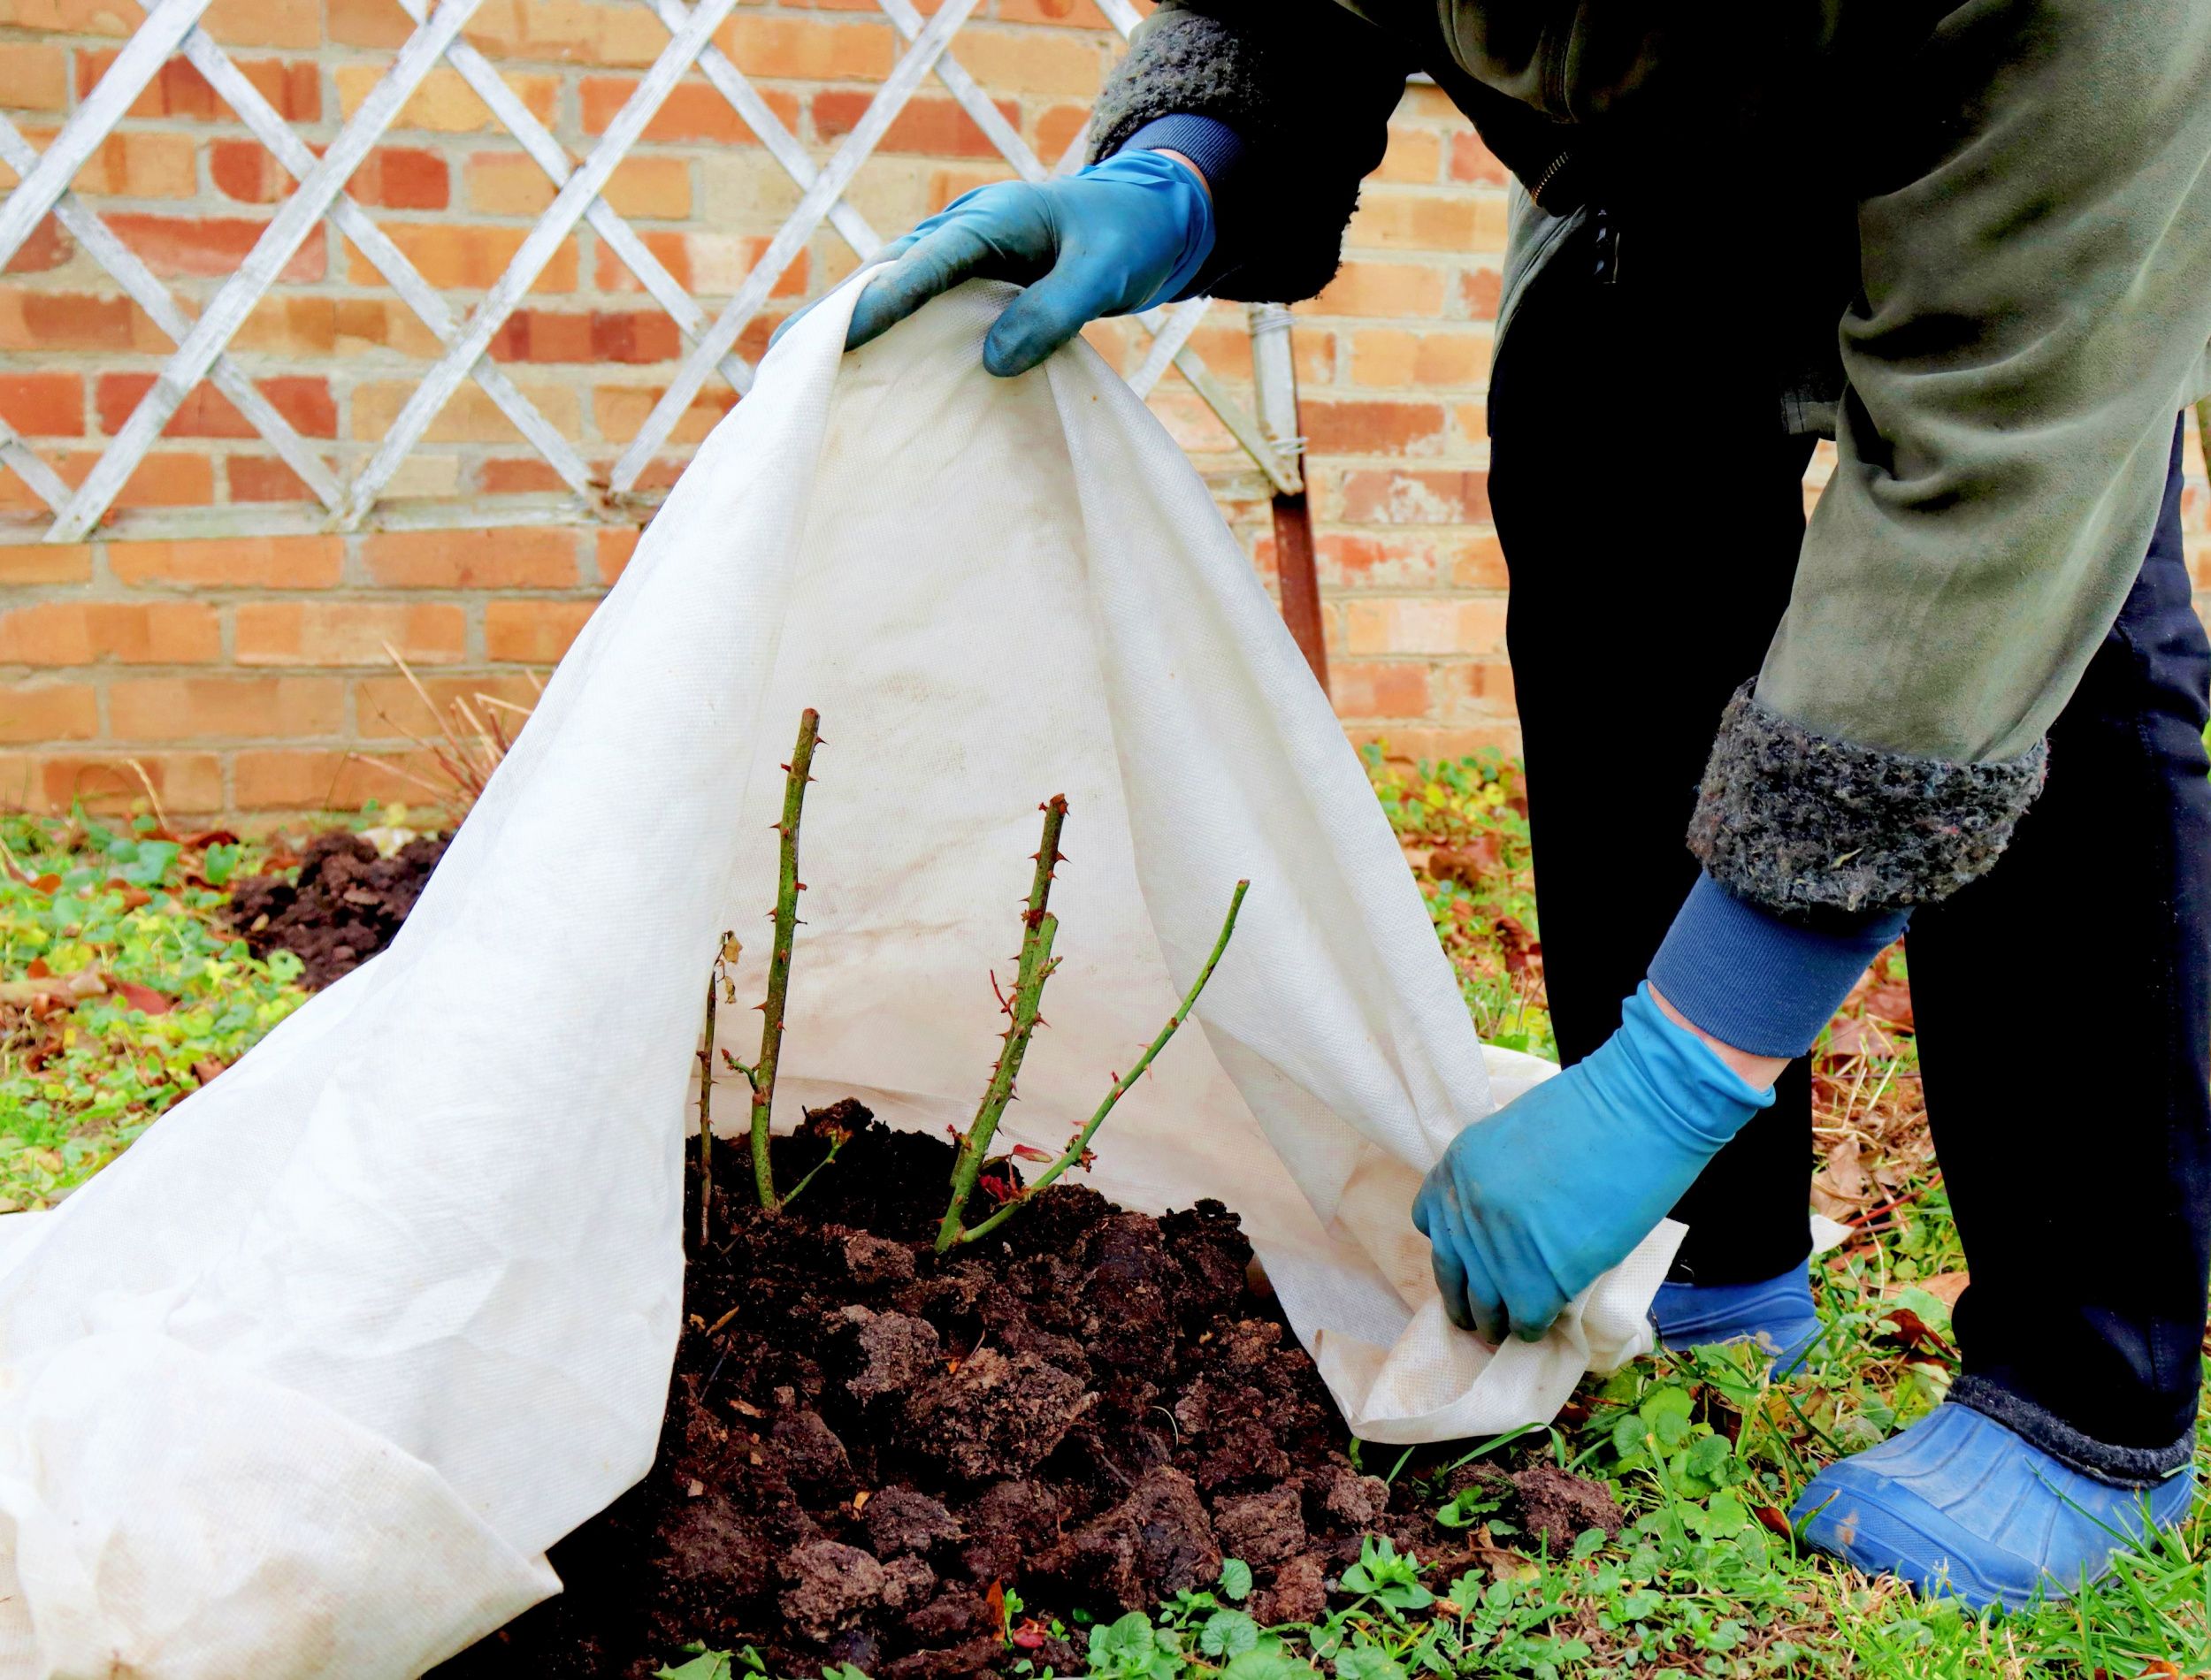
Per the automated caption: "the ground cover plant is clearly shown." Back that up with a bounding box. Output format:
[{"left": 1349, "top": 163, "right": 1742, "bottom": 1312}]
[
  {"left": 0, "top": 747, "right": 2205, "bottom": 1677},
  {"left": 0, "top": 810, "right": 311, "bottom": 1211}
]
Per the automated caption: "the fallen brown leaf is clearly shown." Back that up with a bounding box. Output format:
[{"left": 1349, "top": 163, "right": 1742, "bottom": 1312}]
[
  {"left": 1472, "top": 1523, "right": 1538, "bottom": 1584},
  {"left": 0, "top": 971, "right": 108, "bottom": 1007},
  {"left": 111, "top": 981, "right": 172, "bottom": 1016},
  {"left": 1888, "top": 1271, "right": 1969, "bottom": 1310},
  {"left": 1810, "top": 1135, "right": 1870, "bottom": 1222}
]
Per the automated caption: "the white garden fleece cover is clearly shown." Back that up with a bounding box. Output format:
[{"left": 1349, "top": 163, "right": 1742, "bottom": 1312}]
[{"left": 0, "top": 281, "right": 1679, "bottom": 1678}]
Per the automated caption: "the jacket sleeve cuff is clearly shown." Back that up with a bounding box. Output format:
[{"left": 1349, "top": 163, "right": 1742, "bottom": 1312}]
[
  {"left": 1649, "top": 874, "right": 1908, "bottom": 1060},
  {"left": 1121, "top": 114, "right": 1248, "bottom": 200},
  {"left": 1087, "top": 5, "right": 1403, "bottom": 303},
  {"left": 1686, "top": 682, "right": 2048, "bottom": 916}
]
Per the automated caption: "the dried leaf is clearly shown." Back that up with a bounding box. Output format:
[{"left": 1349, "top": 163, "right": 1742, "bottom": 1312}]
[
  {"left": 1878, "top": 1306, "right": 1955, "bottom": 1359},
  {"left": 1809, "top": 1136, "right": 1869, "bottom": 1221},
  {"left": 1471, "top": 1523, "right": 1538, "bottom": 1585},
  {"left": 1861, "top": 982, "right": 1915, "bottom": 1029},
  {"left": 1891, "top": 1271, "right": 1969, "bottom": 1310},
  {"left": 111, "top": 981, "right": 173, "bottom": 1016},
  {"left": 1754, "top": 1504, "right": 1793, "bottom": 1539},
  {"left": 1426, "top": 835, "right": 1504, "bottom": 887},
  {"left": 0, "top": 970, "right": 107, "bottom": 1007}
]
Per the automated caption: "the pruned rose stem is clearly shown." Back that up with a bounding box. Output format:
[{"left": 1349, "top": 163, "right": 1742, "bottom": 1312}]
[
  {"left": 695, "top": 931, "right": 737, "bottom": 1249},
  {"left": 956, "top": 878, "right": 1249, "bottom": 1248},
  {"left": 936, "top": 795, "right": 1069, "bottom": 1253},
  {"left": 747, "top": 708, "right": 822, "bottom": 1210}
]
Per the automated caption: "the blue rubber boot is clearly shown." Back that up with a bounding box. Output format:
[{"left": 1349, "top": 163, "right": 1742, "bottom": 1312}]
[
  {"left": 1651, "top": 1260, "right": 1824, "bottom": 1371},
  {"left": 1792, "top": 1402, "right": 2198, "bottom": 1610}
]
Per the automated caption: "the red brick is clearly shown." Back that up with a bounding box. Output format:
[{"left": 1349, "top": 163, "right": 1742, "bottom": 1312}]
[
  {"left": 484, "top": 599, "right": 598, "bottom": 663},
  {"left": 1458, "top": 266, "right": 1503, "bottom": 322},
  {"left": 346, "top": 224, "right": 576, "bottom": 292},
  {"left": 1450, "top": 133, "right": 1508, "bottom": 186},
  {"left": 1445, "top": 659, "right": 1517, "bottom": 719},
  {"left": 1448, "top": 535, "right": 1508, "bottom": 590},
  {"left": 363, "top": 528, "right": 582, "bottom": 589},
  {"left": 1342, "top": 598, "right": 1507, "bottom": 658},
  {"left": 210, "top": 141, "right": 449, "bottom": 210},
  {"left": 596, "top": 527, "right": 640, "bottom": 584},
  {"left": 580, "top": 78, "right": 799, "bottom": 144},
  {"left": 0, "top": 292, "right": 157, "bottom": 353},
  {"left": 0, "top": 681, "right": 96, "bottom": 744},
  {"left": 1302, "top": 400, "right": 1448, "bottom": 456},
  {"left": 231, "top": 747, "right": 413, "bottom": 809},
  {"left": 593, "top": 232, "right": 806, "bottom": 299},
  {"left": 477, "top": 458, "right": 571, "bottom": 494},
  {"left": 0, "top": 601, "right": 221, "bottom": 665},
  {"left": 1328, "top": 661, "right": 1432, "bottom": 721},
  {"left": 325, "top": 0, "right": 414, "bottom": 50},
  {"left": 0, "top": 752, "right": 225, "bottom": 815},
  {"left": 109, "top": 676, "right": 345, "bottom": 741},
  {"left": 0, "top": 42, "right": 69, "bottom": 111},
  {"left": 226, "top": 455, "right": 320, "bottom": 502},
  {"left": 3, "top": 214, "right": 70, "bottom": 274},
  {"left": 201, "top": 0, "right": 322, "bottom": 50},
  {"left": 486, "top": 308, "right": 682, "bottom": 366},
  {"left": 1312, "top": 533, "right": 1437, "bottom": 591},
  {"left": 234, "top": 601, "right": 466, "bottom": 667},
  {"left": 997, "top": 0, "right": 1115, "bottom": 23},
  {"left": 107, "top": 214, "right": 325, "bottom": 283},
  {"left": 78, "top": 52, "right": 318, "bottom": 122},
  {"left": 1334, "top": 470, "right": 1490, "bottom": 525},
  {"left": 352, "top": 670, "right": 541, "bottom": 737},
  {"left": 96, "top": 373, "right": 335, "bottom": 439},
  {"left": 0, "top": 544, "right": 91, "bottom": 585},
  {"left": 812, "top": 90, "right": 1021, "bottom": 157},
  {"left": 109, "top": 535, "right": 341, "bottom": 589},
  {"left": 112, "top": 453, "right": 218, "bottom": 509},
  {"left": 0, "top": 372, "right": 80, "bottom": 437},
  {"left": 715, "top": 13, "right": 899, "bottom": 79},
  {"left": 1309, "top": 261, "right": 1446, "bottom": 318}
]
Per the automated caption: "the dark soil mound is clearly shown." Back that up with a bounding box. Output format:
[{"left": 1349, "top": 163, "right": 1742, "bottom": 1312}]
[
  {"left": 228, "top": 829, "right": 449, "bottom": 989},
  {"left": 439, "top": 1104, "right": 1580, "bottom": 1680}
]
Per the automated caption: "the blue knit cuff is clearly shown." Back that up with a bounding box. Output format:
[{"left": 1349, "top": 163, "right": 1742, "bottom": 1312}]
[
  {"left": 1122, "top": 113, "right": 1248, "bottom": 199},
  {"left": 1648, "top": 873, "right": 1909, "bottom": 1060}
]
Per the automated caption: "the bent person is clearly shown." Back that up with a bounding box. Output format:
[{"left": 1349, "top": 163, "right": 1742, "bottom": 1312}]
[{"left": 824, "top": 0, "right": 2211, "bottom": 1611}]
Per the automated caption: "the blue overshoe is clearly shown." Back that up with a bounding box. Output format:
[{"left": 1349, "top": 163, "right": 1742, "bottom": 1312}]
[
  {"left": 1792, "top": 1401, "right": 2197, "bottom": 1610},
  {"left": 1651, "top": 1260, "right": 1824, "bottom": 1371}
]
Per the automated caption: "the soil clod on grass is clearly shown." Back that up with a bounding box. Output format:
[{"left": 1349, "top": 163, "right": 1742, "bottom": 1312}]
[
  {"left": 227, "top": 829, "right": 449, "bottom": 989},
  {"left": 439, "top": 1107, "right": 1618, "bottom": 1679}
]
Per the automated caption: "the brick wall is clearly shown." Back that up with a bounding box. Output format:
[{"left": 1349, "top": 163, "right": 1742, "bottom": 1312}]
[{"left": 0, "top": 4, "right": 2205, "bottom": 817}]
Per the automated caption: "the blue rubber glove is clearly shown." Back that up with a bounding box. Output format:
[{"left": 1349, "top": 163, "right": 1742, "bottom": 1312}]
[
  {"left": 835, "top": 150, "right": 1214, "bottom": 378},
  {"left": 1412, "top": 984, "right": 1776, "bottom": 1342}
]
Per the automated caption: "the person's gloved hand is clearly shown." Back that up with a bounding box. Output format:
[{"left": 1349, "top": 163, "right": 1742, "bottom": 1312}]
[
  {"left": 790, "top": 150, "right": 1214, "bottom": 378},
  {"left": 1412, "top": 984, "right": 1775, "bottom": 1343}
]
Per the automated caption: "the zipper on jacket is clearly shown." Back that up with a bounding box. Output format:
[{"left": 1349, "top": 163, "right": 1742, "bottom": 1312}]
[
  {"left": 1530, "top": 149, "right": 1572, "bottom": 202},
  {"left": 1590, "top": 203, "right": 1621, "bottom": 285}
]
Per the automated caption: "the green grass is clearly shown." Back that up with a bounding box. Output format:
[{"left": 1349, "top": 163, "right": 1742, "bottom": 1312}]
[{"left": 4, "top": 775, "right": 2207, "bottom": 1678}]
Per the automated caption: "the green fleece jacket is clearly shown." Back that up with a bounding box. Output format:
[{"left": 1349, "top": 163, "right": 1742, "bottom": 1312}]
[{"left": 1091, "top": 0, "right": 2211, "bottom": 915}]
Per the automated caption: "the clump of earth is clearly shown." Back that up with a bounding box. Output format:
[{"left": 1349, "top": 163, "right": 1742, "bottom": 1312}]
[
  {"left": 438, "top": 1105, "right": 1623, "bottom": 1680},
  {"left": 228, "top": 829, "right": 450, "bottom": 989}
]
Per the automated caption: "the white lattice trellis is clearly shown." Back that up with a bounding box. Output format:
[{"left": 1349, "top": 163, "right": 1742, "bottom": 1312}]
[{"left": 0, "top": 0, "right": 1304, "bottom": 546}]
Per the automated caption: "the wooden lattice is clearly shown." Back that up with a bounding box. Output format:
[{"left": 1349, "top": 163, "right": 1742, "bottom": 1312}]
[{"left": 0, "top": 0, "right": 1304, "bottom": 546}]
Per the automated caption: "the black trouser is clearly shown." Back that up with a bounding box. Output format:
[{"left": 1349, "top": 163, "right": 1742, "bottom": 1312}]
[{"left": 1488, "top": 233, "right": 2211, "bottom": 1462}]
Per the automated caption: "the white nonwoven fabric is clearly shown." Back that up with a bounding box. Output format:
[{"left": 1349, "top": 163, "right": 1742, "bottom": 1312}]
[{"left": 0, "top": 280, "right": 1678, "bottom": 1677}]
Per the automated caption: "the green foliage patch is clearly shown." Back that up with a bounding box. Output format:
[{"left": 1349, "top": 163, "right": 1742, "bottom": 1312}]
[{"left": 0, "top": 811, "right": 308, "bottom": 1211}]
